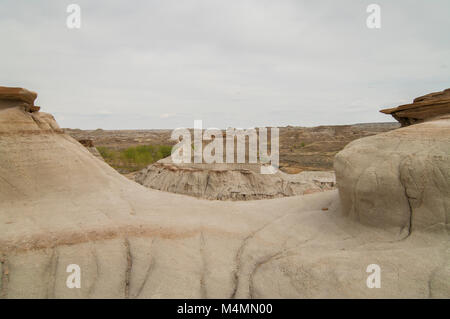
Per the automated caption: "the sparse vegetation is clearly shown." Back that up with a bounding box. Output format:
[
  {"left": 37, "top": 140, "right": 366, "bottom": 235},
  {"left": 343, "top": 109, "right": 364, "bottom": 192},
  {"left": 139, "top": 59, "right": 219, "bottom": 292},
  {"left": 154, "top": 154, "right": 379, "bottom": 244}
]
[
  {"left": 65, "top": 123, "right": 399, "bottom": 174},
  {"left": 97, "top": 145, "right": 172, "bottom": 173}
]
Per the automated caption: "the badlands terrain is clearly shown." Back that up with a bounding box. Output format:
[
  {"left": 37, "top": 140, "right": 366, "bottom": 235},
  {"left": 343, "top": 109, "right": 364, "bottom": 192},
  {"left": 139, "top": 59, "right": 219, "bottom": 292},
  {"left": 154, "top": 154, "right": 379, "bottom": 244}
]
[
  {"left": 66, "top": 121, "right": 398, "bottom": 200},
  {"left": 65, "top": 122, "right": 399, "bottom": 174},
  {"left": 0, "top": 86, "right": 448, "bottom": 298}
]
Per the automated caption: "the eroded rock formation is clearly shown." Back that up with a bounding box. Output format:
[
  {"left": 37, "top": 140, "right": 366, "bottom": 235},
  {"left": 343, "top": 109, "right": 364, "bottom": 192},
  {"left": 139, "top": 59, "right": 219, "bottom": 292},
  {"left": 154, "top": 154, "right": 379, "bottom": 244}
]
[
  {"left": 381, "top": 88, "right": 450, "bottom": 126},
  {"left": 135, "top": 158, "right": 335, "bottom": 200},
  {"left": 0, "top": 87, "right": 448, "bottom": 298},
  {"left": 0, "top": 87, "right": 38, "bottom": 110},
  {"left": 336, "top": 89, "right": 450, "bottom": 238},
  {"left": 0, "top": 87, "right": 59, "bottom": 133}
]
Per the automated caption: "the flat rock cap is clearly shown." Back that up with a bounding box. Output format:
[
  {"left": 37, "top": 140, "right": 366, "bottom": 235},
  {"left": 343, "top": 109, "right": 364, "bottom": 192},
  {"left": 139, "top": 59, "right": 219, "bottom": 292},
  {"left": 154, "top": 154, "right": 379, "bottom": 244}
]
[
  {"left": 0, "top": 86, "right": 37, "bottom": 106},
  {"left": 380, "top": 88, "right": 450, "bottom": 126}
]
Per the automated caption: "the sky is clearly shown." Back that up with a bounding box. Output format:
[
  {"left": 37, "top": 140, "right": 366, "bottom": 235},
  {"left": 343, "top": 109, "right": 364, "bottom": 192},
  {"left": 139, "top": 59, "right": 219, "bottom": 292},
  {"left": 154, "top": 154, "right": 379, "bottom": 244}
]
[{"left": 0, "top": 0, "right": 449, "bottom": 129}]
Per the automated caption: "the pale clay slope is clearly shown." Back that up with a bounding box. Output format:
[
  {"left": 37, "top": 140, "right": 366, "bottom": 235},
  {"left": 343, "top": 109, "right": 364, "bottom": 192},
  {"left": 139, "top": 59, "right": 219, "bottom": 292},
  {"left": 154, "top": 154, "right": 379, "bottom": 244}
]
[{"left": 0, "top": 89, "right": 449, "bottom": 298}]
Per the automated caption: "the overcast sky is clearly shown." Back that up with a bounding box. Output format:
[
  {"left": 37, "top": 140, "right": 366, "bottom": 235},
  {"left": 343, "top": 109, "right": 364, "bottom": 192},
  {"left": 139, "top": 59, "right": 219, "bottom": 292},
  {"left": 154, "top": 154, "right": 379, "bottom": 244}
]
[{"left": 1, "top": 0, "right": 449, "bottom": 129}]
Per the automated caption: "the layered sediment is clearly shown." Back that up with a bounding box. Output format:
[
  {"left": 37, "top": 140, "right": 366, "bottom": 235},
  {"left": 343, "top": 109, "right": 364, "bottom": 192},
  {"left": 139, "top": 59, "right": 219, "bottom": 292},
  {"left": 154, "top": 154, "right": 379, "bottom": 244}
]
[
  {"left": 135, "top": 158, "right": 335, "bottom": 200},
  {"left": 381, "top": 88, "right": 450, "bottom": 126}
]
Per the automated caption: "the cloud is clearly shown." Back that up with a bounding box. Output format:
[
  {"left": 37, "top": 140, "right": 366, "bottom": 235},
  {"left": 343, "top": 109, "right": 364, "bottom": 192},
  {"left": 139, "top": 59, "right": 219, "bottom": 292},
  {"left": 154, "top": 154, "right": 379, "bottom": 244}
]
[{"left": 0, "top": 0, "right": 449, "bottom": 129}]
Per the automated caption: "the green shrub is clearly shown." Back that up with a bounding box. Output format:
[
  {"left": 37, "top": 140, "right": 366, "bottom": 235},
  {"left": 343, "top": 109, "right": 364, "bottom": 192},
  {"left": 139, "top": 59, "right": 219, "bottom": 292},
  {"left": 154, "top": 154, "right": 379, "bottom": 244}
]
[
  {"left": 97, "top": 146, "right": 117, "bottom": 160},
  {"left": 96, "top": 145, "right": 172, "bottom": 173}
]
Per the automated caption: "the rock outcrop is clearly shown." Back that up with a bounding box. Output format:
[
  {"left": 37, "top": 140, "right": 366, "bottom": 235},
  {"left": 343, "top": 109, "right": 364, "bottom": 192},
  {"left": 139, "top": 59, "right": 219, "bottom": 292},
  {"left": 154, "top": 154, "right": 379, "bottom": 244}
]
[
  {"left": 78, "top": 139, "right": 104, "bottom": 161},
  {"left": 135, "top": 158, "right": 335, "bottom": 200},
  {"left": 0, "top": 87, "right": 448, "bottom": 298},
  {"left": 0, "top": 86, "right": 38, "bottom": 110},
  {"left": 336, "top": 89, "right": 450, "bottom": 238},
  {"left": 381, "top": 88, "right": 450, "bottom": 126},
  {"left": 0, "top": 86, "right": 60, "bottom": 132}
]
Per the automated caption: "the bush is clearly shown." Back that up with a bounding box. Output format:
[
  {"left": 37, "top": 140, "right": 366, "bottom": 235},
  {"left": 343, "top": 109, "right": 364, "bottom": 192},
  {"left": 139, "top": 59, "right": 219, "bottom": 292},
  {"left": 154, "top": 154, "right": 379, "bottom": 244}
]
[{"left": 96, "top": 145, "right": 172, "bottom": 173}]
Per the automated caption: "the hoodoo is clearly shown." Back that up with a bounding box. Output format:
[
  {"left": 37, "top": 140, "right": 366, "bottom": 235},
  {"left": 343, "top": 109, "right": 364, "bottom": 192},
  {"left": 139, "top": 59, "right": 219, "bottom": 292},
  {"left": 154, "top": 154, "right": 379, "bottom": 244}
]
[{"left": 335, "top": 89, "right": 450, "bottom": 237}]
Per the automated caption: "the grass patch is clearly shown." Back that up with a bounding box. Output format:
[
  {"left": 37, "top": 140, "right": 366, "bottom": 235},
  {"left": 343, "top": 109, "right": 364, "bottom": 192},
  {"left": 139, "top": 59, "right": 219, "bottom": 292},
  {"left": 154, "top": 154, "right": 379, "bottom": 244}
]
[{"left": 97, "top": 145, "right": 172, "bottom": 173}]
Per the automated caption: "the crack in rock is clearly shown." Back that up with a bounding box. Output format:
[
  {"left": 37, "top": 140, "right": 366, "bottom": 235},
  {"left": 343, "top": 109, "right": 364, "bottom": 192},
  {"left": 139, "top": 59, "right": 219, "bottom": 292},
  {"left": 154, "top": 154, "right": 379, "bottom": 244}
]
[{"left": 124, "top": 238, "right": 132, "bottom": 299}]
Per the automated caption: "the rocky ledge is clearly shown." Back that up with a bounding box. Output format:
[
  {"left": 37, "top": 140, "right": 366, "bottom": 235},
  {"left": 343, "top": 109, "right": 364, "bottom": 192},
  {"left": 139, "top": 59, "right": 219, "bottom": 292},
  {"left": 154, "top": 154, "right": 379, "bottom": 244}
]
[
  {"left": 0, "top": 86, "right": 38, "bottom": 111},
  {"left": 380, "top": 88, "right": 450, "bottom": 126},
  {"left": 0, "top": 86, "right": 60, "bottom": 132}
]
